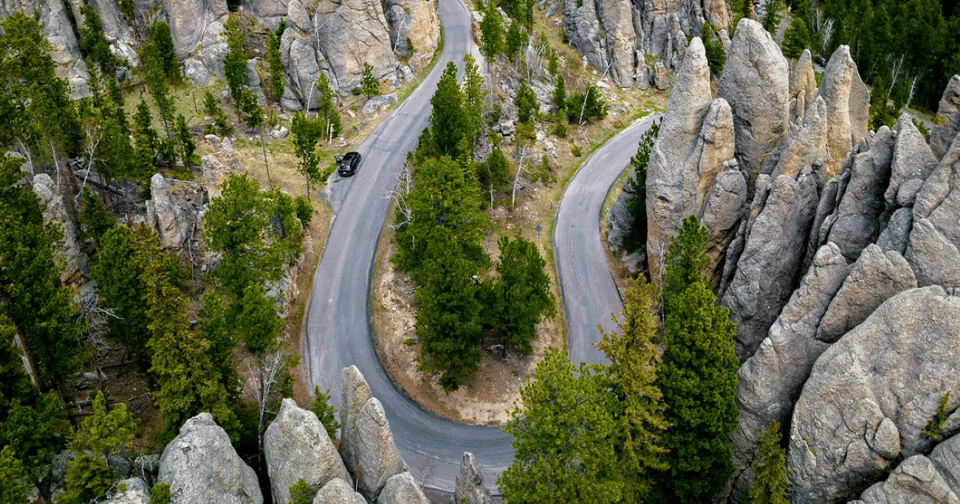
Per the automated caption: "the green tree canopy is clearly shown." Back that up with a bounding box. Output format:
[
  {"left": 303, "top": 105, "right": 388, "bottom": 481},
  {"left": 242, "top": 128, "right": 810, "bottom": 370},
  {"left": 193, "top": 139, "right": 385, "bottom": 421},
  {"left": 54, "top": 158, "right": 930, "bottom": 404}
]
[
  {"left": 429, "top": 62, "right": 468, "bottom": 158},
  {"left": 748, "top": 420, "right": 790, "bottom": 504},
  {"left": 310, "top": 386, "right": 340, "bottom": 440},
  {"left": 78, "top": 3, "right": 126, "bottom": 75},
  {"left": 499, "top": 350, "right": 623, "bottom": 502},
  {"left": 505, "top": 20, "right": 526, "bottom": 58},
  {"left": 291, "top": 111, "right": 323, "bottom": 199},
  {"left": 480, "top": 2, "right": 504, "bottom": 59},
  {"left": 360, "top": 62, "right": 381, "bottom": 98},
  {"left": 623, "top": 119, "right": 660, "bottom": 257},
  {"left": 515, "top": 81, "right": 537, "bottom": 123},
  {"left": 780, "top": 17, "right": 810, "bottom": 60},
  {"left": 91, "top": 225, "right": 151, "bottom": 366}
]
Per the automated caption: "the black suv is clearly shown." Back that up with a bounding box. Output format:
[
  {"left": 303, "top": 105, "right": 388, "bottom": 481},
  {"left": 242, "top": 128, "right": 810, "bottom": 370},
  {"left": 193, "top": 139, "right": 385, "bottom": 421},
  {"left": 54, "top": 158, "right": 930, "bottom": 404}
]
[{"left": 336, "top": 152, "right": 362, "bottom": 177}]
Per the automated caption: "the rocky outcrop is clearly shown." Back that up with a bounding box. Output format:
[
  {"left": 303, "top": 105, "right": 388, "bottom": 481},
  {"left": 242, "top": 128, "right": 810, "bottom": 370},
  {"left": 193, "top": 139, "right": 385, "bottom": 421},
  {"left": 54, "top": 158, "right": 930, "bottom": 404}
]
[
  {"left": 147, "top": 173, "right": 189, "bottom": 250},
  {"left": 455, "top": 452, "right": 493, "bottom": 504},
  {"left": 813, "top": 45, "right": 870, "bottom": 177},
  {"left": 39, "top": 0, "right": 91, "bottom": 98},
  {"left": 722, "top": 169, "right": 819, "bottom": 360},
  {"left": 770, "top": 96, "right": 828, "bottom": 180},
  {"left": 729, "top": 243, "right": 848, "bottom": 501},
  {"left": 102, "top": 477, "right": 150, "bottom": 504},
  {"left": 914, "top": 135, "right": 960, "bottom": 251},
  {"left": 877, "top": 207, "right": 913, "bottom": 255},
  {"left": 312, "top": 478, "right": 366, "bottom": 504},
  {"left": 645, "top": 37, "right": 713, "bottom": 279},
  {"left": 717, "top": 18, "right": 789, "bottom": 183},
  {"left": 788, "top": 286, "right": 960, "bottom": 503},
  {"left": 824, "top": 149, "right": 890, "bottom": 262},
  {"left": 597, "top": 0, "right": 638, "bottom": 88},
  {"left": 163, "top": 0, "right": 228, "bottom": 61},
  {"left": 562, "top": 0, "right": 603, "bottom": 72},
  {"left": 853, "top": 434, "right": 960, "bottom": 504},
  {"left": 701, "top": 158, "right": 748, "bottom": 287},
  {"left": 315, "top": 0, "right": 399, "bottom": 94},
  {"left": 383, "top": 0, "right": 440, "bottom": 70},
  {"left": 264, "top": 398, "right": 352, "bottom": 504},
  {"left": 377, "top": 472, "right": 429, "bottom": 504},
  {"left": 903, "top": 218, "right": 960, "bottom": 288},
  {"left": 159, "top": 413, "right": 263, "bottom": 504},
  {"left": 280, "top": 30, "right": 323, "bottom": 110},
  {"left": 886, "top": 114, "right": 940, "bottom": 207},
  {"left": 788, "top": 50, "right": 818, "bottom": 122},
  {"left": 929, "top": 75, "right": 960, "bottom": 160},
  {"left": 241, "top": 0, "right": 287, "bottom": 31},
  {"left": 816, "top": 244, "right": 917, "bottom": 343},
  {"left": 339, "top": 366, "right": 409, "bottom": 502},
  {"left": 32, "top": 173, "right": 86, "bottom": 282}
]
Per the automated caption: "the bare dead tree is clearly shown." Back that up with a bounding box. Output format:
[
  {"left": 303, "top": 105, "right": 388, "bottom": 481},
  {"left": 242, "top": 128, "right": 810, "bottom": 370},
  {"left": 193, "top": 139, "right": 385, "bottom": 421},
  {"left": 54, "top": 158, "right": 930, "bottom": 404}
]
[{"left": 388, "top": 164, "right": 414, "bottom": 230}]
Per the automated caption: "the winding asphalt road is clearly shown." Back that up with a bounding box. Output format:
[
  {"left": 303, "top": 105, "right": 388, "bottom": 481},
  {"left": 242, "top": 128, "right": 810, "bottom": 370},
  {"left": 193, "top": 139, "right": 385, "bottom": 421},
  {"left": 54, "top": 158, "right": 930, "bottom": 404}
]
[{"left": 302, "top": 0, "right": 662, "bottom": 490}]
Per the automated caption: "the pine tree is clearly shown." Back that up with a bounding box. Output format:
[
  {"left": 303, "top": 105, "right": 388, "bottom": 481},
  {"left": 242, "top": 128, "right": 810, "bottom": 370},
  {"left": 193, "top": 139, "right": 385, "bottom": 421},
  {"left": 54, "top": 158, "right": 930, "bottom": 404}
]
[
  {"left": 224, "top": 17, "right": 249, "bottom": 107},
  {"left": 505, "top": 20, "right": 526, "bottom": 59},
  {"left": 291, "top": 111, "right": 323, "bottom": 199},
  {"left": 761, "top": 0, "right": 784, "bottom": 33},
  {"left": 780, "top": 17, "right": 810, "bottom": 60},
  {"left": 266, "top": 26, "right": 285, "bottom": 103},
  {"left": 701, "top": 23, "right": 726, "bottom": 76},
  {"left": 623, "top": 119, "right": 660, "bottom": 256},
  {"left": 314, "top": 72, "right": 342, "bottom": 140},
  {"left": 499, "top": 350, "right": 623, "bottom": 502},
  {"left": 652, "top": 215, "right": 739, "bottom": 504},
  {"left": 0, "top": 446, "right": 30, "bottom": 503},
  {"left": 360, "top": 62, "right": 380, "bottom": 98},
  {"left": 203, "top": 91, "right": 234, "bottom": 137},
  {"left": 462, "top": 54, "right": 485, "bottom": 150},
  {"left": 175, "top": 114, "right": 197, "bottom": 166},
  {"left": 748, "top": 420, "right": 790, "bottom": 504},
  {"left": 0, "top": 392, "right": 66, "bottom": 479},
  {"left": 61, "top": 391, "right": 138, "bottom": 504},
  {"left": 595, "top": 277, "right": 670, "bottom": 500},
  {"left": 91, "top": 225, "right": 151, "bottom": 366},
  {"left": 480, "top": 2, "right": 504, "bottom": 60},
  {"left": 553, "top": 73, "right": 567, "bottom": 111},
  {"left": 310, "top": 385, "right": 340, "bottom": 440},
  {"left": 132, "top": 99, "right": 158, "bottom": 175},
  {"left": 428, "top": 62, "right": 467, "bottom": 158},
  {"left": 483, "top": 236, "right": 554, "bottom": 354},
  {"left": 515, "top": 80, "right": 537, "bottom": 123},
  {"left": 145, "top": 20, "right": 181, "bottom": 82},
  {"left": 78, "top": 3, "right": 125, "bottom": 74}
]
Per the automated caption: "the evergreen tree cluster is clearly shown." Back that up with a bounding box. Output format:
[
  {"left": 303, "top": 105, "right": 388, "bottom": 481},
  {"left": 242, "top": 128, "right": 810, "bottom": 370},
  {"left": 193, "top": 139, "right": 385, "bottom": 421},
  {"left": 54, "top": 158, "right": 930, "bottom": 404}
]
[
  {"left": 500, "top": 216, "right": 742, "bottom": 503},
  {"left": 480, "top": 1, "right": 530, "bottom": 60},
  {"left": 623, "top": 119, "right": 660, "bottom": 257}
]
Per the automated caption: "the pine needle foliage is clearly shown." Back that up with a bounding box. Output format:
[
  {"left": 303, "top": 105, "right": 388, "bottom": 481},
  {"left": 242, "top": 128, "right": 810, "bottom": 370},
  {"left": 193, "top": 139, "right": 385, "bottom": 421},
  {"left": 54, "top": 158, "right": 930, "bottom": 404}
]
[{"left": 748, "top": 420, "right": 790, "bottom": 504}]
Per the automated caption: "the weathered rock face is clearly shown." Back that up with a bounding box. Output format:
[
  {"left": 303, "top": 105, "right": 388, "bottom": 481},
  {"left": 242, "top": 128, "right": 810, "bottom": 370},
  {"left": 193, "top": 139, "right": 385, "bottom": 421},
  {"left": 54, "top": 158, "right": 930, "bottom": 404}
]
[
  {"left": 563, "top": 0, "right": 604, "bottom": 71},
  {"left": 264, "top": 398, "right": 353, "bottom": 504},
  {"left": 770, "top": 96, "right": 828, "bottom": 180},
  {"left": 814, "top": 45, "right": 871, "bottom": 177},
  {"left": 645, "top": 38, "right": 713, "bottom": 279},
  {"left": 382, "top": 0, "right": 439, "bottom": 71},
  {"left": 31, "top": 173, "right": 86, "bottom": 282},
  {"left": 728, "top": 243, "right": 848, "bottom": 502},
  {"left": 886, "top": 114, "right": 940, "bottom": 207},
  {"left": 701, "top": 157, "right": 748, "bottom": 287},
  {"left": 816, "top": 244, "right": 917, "bottom": 343},
  {"left": 824, "top": 149, "right": 890, "bottom": 262},
  {"left": 455, "top": 452, "right": 492, "bottom": 504},
  {"left": 339, "top": 366, "right": 408, "bottom": 502},
  {"left": 914, "top": 135, "right": 960, "bottom": 253},
  {"left": 163, "top": 0, "right": 228, "bottom": 60},
  {"left": 904, "top": 218, "right": 960, "bottom": 288},
  {"left": 717, "top": 18, "right": 789, "bottom": 184},
  {"left": 377, "top": 472, "right": 429, "bottom": 504},
  {"left": 315, "top": 0, "right": 399, "bottom": 94},
  {"left": 147, "top": 173, "right": 189, "bottom": 250},
  {"left": 722, "top": 169, "right": 819, "bottom": 360},
  {"left": 788, "top": 286, "right": 960, "bottom": 504},
  {"left": 597, "top": 0, "right": 637, "bottom": 88},
  {"left": 853, "top": 445, "right": 960, "bottom": 504},
  {"left": 281, "top": 30, "right": 322, "bottom": 110},
  {"left": 312, "top": 478, "right": 366, "bottom": 504},
  {"left": 159, "top": 413, "right": 263, "bottom": 504},
  {"left": 929, "top": 75, "right": 960, "bottom": 160},
  {"left": 241, "top": 0, "right": 287, "bottom": 30},
  {"left": 40, "top": 0, "right": 91, "bottom": 98},
  {"left": 788, "top": 50, "right": 818, "bottom": 122},
  {"left": 102, "top": 477, "right": 150, "bottom": 504}
]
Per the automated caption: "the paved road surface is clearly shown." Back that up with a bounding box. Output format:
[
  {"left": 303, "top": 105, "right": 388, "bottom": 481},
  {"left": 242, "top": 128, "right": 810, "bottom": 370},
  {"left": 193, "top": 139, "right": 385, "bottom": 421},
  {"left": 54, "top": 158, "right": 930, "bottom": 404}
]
[
  {"left": 303, "top": 0, "right": 661, "bottom": 487},
  {"left": 554, "top": 115, "right": 661, "bottom": 366}
]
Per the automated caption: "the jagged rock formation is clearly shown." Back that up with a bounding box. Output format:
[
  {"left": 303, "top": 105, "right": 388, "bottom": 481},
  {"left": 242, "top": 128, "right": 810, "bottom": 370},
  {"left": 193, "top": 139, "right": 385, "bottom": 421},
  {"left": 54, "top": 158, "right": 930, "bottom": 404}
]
[
  {"left": 852, "top": 433, "right": 960, "bottom": 504},
  {"left": 930, "top": 75, "right": 960, "bottom": 160},
  {"left": 787, "top": 50, "right": 817, "bottom": 122},
  {"left": 32, "top": 173, "right": 86, "bottom": 282},
  {"left": 264, "top": 398, "right": 353, "bottom": 504},
  {"left": 717, "top": 19, "right": 789, "bottom": 183},
  {"left": 554, "top": 0, "right": 730, "bottom": 88},
  {"left": 158, "top": 413, "right": 264, "bottom": 504},
  {"left": 313, "top": 478, "right": 366, "bottom": 504},
  {"left": 339, "top": 365, "right": 409, "bottom": 502},
  {"left": 788, "top": 286, "right": 960, "bottom": 503},
  {"left": 377, "top": 472, "right": 430, "bottom": 504},
  {"left": 102, "top": 477, "right": 150, "bottom": 504},
  {"left": 146, "top": 173, "right": 190, "bottom": 250},
  {"left": 455, "top": 452, "right": 493, "bottom": 504},
  {"left": 314, "top": 0, "right": 398, "bottom": 94},
  {"left": 813, "top": 45, "right": 870, "bottom": 177}
]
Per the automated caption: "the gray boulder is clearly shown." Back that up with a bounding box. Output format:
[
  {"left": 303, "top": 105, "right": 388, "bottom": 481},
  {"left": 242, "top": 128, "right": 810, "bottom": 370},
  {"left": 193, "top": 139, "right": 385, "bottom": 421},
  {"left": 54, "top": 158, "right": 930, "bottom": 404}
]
[
  {"left": 653, "top": 61, "right": 670, "bottom": 90},
  {"left": 929, "top": 74, "right": 960, "bottom": 160},
  {"left": 717, "top": 18, "right": 790, "bottom": 183},
  {"left": 147, "top": 174, "right": 188, "bottom": 250},
  {"left": 729, "top": 243, "right": 848, "bottom": 501},
  {"left": 886, "top": 114, "right": 939, "bottom": 207},
  {"left": 102, "top": 477, "right": 149, "bottom": 504},
  {"left": 454, "top": 452, "right": 492, "bottom": 504},
  {"left": 159, "top": 413, "right": 263, "bottom": 504},
  {"left": 816, "top": 245, "right": 917, "bottom": 343},
  {"left": 31, "top": 174, "right": 85, "bottom": 282},
  {"left": 311, "top": 478, "right": 366, "bottom": 504},
  {"left": 163, "top": 0, "right": 228, "bottom": 60},
  {"left": 286, "top": 0, "right": 310, "bottom": 32},
  {"left": 814, "top": 45, "right": 870, "bottom": 177},
  {"left": 241, "top": 0, "right": 287, "bottom": 31},
  {"left": 362, "top": 94, "right": 398, "bottom": 116},
  {"left": 281, "top": 30, "right": 322, "bottom": 110},
  {"left": 854, "top": 449, "right": 960, "bottom": 504},
  {"left": 40, "top": 0, "right": 91, "bottom": 98},
  {"left": 339, "top": 366, "right": 408, "bottom": 502},
  {"left": 788, "top": 286, "right": 960, "bottom": 503},
  {"left": 722, "top": 169, "right": 819, "bottom": 360},
  {"left": 645, "top": 37, "right": 713, "bottom": 280},
  {"left": 826, "top": 149, "right": 890, "bottom": 262},
  {"left": 904, "top": 218, "right": 960, "bottom": 288},
  {"left": 377, "top": 472, "right": 429, "bottom": 504},
  {"left": 315, "top": 0, "right": 399, "bottom": 94},
  {"left": 264, "top": 398, "right": 352, "bottom": 504},
  {"left": 184, "top": 58, "right": 211, "bottom": 87}
]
